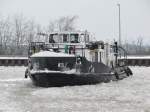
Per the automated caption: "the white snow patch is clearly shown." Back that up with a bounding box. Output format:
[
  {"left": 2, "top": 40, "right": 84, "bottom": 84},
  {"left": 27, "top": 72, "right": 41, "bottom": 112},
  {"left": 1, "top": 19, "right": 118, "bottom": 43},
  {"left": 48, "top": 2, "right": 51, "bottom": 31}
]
[
  {"left": 31, "top": 51, "right": 75, "bottom": 58},
  {"left": 127, "top": 56, "right": 150, "bottom": 59},
  {"left": 0, "top": 57, "right": 28, "bottom": 60},
  {"left": 0, "top": 78, "right": 27, "bottom": 82},
  {"left": 126, "top": 56, "right": 150, "bottom": 59}
]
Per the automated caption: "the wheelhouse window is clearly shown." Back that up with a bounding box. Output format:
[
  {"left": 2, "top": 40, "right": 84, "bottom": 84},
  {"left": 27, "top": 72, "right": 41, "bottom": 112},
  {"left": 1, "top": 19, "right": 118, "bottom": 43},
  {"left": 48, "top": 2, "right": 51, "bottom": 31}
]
[
  {"left": 85, "top": 34, "right": 89, "bottom": 43},
  {"left": 79, "top": 33, "right": 89, "bottom": 43},
  {"left": 49, "top": 34, "right": 60, "bottom": 43},
  {"left": 63, "top": 34, "right": 69, "bottom": 43},
  {"left": 49, "top": 32, "right": 89, "bottom": 43},
  {"left": 79, "top": 34, "right": 85, "bottom": 42},
  {"left": 70, "top": 34, "right": 79, "bottom": 43}
]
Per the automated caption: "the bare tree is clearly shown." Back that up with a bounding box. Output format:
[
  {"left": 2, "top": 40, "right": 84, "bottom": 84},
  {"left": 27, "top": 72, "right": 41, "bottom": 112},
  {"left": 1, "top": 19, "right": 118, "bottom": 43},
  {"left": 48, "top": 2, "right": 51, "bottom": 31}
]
[
  {"left": 57, "top": 16, "right": 78, "bottom": 31},
  {"left": 0, "top": 17, "right": 14, "bottom": 54},
  {"left": 13, "top": 15, "right": 25, "bottom": 47},
  {"left": 47, "top": 21, "right": 55, "bottom": 33},
  {"left": 35, "top": 24, "right": 44, "bottom": 42},
  {"left": 26, "top": 20, "right": 36, "bottom": 44},
  {"left": 0, "top": 15, "right": 79, "bottom": 55},
  {"left": 136, "top": 36, "right": 143, "bottom": 54}
]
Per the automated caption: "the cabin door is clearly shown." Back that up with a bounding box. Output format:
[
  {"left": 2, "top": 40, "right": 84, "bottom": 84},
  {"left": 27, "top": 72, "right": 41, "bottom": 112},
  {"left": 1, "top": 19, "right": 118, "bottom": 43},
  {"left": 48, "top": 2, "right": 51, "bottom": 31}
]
[{"left": 95, "top": 52, "right": 98, "bottom": 62}]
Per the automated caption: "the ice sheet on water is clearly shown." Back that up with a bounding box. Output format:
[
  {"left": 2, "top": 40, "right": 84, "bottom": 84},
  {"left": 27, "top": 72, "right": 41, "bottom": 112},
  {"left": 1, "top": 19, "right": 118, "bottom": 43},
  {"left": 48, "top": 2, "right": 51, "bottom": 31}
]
[
  {"left": 0, "top": 66, "right": 150, "bottom": 112},
  {"left": 0, "top": 66, "right": 27, "bottom": 79},
  {"left": 0, "top": 78, "right": 27, "bottom": 82}
]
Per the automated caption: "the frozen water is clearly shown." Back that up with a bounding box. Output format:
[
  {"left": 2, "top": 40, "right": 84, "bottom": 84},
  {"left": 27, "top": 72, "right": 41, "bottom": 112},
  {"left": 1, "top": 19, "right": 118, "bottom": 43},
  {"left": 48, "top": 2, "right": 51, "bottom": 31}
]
[{"left": 0, "top": 66, "right": 150, "bottom": 112}]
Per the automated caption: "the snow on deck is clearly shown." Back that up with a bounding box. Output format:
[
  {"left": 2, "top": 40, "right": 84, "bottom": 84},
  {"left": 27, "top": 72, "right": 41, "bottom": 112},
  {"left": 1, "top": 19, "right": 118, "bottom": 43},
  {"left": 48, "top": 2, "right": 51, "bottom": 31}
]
[{"left": 31, "top": 51, "right": 75, "bottom": 58}]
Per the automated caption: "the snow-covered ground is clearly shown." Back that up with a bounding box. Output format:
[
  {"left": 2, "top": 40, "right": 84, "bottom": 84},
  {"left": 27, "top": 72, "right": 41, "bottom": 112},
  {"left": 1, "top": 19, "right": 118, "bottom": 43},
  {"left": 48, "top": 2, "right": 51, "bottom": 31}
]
[
  {"left": 0, "top": 57, "right": 28, "bottom": 60},
  {"left": 0, "top": 66, "right": 150, "bottom": 112}
]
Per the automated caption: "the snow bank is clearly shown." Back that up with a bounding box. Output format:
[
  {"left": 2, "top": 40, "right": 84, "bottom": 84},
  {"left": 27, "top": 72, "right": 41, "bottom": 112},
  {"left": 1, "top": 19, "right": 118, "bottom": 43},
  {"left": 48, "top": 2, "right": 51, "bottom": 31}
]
[
  {"left": 127, "top": 56, "right": 150, "bottom": 59},
  {"left": 0, "top": 57, "right": 28, "bottom": 60}
]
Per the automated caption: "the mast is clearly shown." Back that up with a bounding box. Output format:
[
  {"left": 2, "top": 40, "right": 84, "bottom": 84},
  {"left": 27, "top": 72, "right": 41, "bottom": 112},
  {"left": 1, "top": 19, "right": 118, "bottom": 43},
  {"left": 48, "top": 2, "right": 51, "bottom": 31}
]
[{"left": 117, "top": 3, "right": 121, "bottom": 46}]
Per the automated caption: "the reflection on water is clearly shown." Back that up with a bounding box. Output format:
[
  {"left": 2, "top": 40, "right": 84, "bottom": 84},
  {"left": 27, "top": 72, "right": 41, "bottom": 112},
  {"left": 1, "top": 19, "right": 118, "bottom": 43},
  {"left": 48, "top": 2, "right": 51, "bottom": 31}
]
[{"left": 0, "top": 66, "right": 150, "bottom": 112}]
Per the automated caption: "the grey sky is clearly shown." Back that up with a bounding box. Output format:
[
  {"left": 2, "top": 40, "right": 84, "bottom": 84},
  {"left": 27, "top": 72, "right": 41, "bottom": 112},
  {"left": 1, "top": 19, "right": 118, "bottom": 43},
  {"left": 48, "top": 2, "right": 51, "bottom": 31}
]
[{"left": 0, "top": 0, "right": 150, "bottom": 44}]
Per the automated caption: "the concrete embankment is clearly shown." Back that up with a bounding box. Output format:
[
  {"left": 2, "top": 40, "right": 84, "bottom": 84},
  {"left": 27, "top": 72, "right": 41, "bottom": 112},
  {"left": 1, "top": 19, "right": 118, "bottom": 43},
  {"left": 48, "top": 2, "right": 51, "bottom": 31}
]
[
  {"left": 119, "top": 56, "right": 150, "bottom": 66},
  {"left": 0, "top": 56, "right": 28, "bottom": 66},
  {"left": 0, "top": 56, "right": 150, "bottom": 66}
]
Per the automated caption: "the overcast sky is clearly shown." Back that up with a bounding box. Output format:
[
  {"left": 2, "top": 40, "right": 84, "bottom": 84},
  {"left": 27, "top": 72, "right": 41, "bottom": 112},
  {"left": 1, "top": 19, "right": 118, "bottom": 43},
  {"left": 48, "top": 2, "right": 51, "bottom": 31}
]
[{"left": 0, "top": 0, "right": 150, "bottom": 44}]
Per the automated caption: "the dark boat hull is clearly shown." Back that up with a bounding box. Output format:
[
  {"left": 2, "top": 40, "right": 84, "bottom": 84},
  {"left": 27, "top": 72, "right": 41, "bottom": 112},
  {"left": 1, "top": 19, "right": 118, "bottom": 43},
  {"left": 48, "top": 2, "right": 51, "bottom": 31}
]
[{"left": 29, "top": 71, "right": 130, "bottom": 87}]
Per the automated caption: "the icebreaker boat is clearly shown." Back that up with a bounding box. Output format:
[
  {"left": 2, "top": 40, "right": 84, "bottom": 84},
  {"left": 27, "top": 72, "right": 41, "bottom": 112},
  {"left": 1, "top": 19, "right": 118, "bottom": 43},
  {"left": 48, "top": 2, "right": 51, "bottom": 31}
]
[{"left": 25, "top": 31, "right": 132, "bottom": 87}]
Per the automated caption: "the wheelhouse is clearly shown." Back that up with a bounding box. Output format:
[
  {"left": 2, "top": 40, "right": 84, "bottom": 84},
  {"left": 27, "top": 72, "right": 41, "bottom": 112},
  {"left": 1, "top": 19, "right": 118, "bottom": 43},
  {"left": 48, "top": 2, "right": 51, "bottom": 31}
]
[{"left": 49, "top": 31, "right": 90, "bottom": 44}]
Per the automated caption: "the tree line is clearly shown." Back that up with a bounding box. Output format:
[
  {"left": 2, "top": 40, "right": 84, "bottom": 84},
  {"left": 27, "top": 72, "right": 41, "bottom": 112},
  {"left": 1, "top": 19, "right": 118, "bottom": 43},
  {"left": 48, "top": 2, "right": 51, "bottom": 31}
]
[
  {"left": 0, "top": 14, "right": 149, "bottom": 56},
  {"left": 123, "top": 37, "right": 150, "bottom": 55},
  {"left": 0, "top": 15, "right": 78, "bottom": 55}
]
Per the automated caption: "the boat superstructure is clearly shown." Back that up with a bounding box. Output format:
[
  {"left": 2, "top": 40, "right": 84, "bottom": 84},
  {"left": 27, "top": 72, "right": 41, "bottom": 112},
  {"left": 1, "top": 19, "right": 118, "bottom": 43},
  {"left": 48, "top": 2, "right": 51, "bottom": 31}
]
[{"left": 25, "top": 31, "right": 132, "bottom": 87}]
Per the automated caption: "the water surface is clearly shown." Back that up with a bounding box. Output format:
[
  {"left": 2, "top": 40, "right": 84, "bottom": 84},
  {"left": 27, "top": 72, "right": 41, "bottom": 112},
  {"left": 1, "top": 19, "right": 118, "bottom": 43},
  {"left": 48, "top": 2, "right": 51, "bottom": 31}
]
[{"left": 0, "top": 66, "right": 150, "bottom": 112}]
